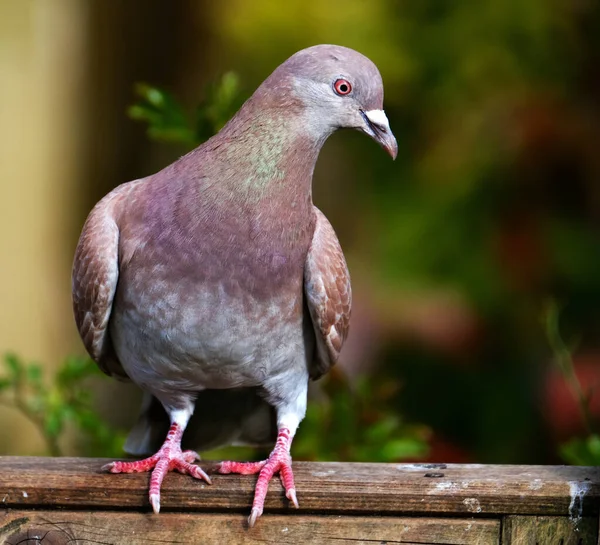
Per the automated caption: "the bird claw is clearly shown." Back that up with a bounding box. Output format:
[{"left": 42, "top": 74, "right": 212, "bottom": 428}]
[
  {"left": 286, "top": 488, "right": 299, "bottom": 509},
  {"left": 221, "top": 444, "right": 298, "bottom": 526},
  {"left": 248, "top": 507, "right": 262, "bottom": 528},
  {"left": 150, "top": 493, "right": 161, "bottom": 514},
  {"left": 185, "top": 462, "right": 212, "bottom": 484},
  {"left": 101, "top": 429, "right": 210, "bottom": 514}
]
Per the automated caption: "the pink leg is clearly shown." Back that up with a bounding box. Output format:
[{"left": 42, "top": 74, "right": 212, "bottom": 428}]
[
  {"left": 102, "top": 422, "right": 211, "bottom": 513},
  {"left": 218, "top": 427, "right": 298, "bottom": 527}
]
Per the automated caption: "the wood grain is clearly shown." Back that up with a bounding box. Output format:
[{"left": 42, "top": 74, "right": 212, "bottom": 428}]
[
  {"left": 0, "top": 510, "right": 501, "bottom": 545},
  {"left": 1, "top": 457, "right": 598, "bottom": 518},
  {"left": 502, "top": 515, "right": 597, "bottom": 544}
]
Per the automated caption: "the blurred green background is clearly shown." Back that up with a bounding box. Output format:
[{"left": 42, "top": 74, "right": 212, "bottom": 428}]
[{"left": 1, "top": 0, "right": 599, "bottom": 465}]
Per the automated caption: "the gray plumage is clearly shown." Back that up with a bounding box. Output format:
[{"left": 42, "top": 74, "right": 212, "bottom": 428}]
[{"left": 72, "top": 44, "right": 396, "bottom": 523}]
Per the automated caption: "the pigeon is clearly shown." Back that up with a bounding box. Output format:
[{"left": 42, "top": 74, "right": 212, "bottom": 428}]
[{"left": 72, "top": 44, "right": 397, "bottom": 526}]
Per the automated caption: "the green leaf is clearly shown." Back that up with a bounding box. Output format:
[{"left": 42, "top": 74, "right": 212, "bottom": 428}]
[
  {"left": 4, "top": 353, "right": 23, "bottom": 379},
  {"left": 381, "top": 438, "right": 429, "bottom": 460},
  {"left": 364, "top": 417, "right": 399, "bottom": 443},
  {"left": 144, "top": 86, "right": 166, "bottom": 108},
  {"left": 560, "top": 435, "right": 600, "bottom": 466},
  {"left": 45, "top": 410, "right": 64, "bottom": 438},
  {"left": 194, "top": 72, "right": 245, "bottom": 142},
  {"left": 587, "top": 434, "right": 600, "bottom": 456},
  {"left": 57, "top": 356, "right": 98, "bottom": 386},
  {"left": 26, "top": 364, "right": 44, "bottom": 388},
  {"left": 128, "top": 83, "right": 196, "bottom": 145}
]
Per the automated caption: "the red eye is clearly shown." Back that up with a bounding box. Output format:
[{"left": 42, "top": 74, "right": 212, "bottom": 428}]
[{"left": 333, "top": 79, "right": 352, "bottom": 96}]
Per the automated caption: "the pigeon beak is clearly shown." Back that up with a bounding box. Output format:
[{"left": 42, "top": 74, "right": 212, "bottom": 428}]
[{"left": 360, "top": 109, "right": 398, "bottom": 160}]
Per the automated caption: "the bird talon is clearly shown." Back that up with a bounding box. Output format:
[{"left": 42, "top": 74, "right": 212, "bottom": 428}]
[
  {"left": 187, "top": 464, "right": 212, "bottom": 484},
  {"left": 287, "top": 488, "right": 299, "bottom": 508},
  {"left": 150, "top": 493, "right": 161, "bottom": 514},
  {"left": 248, "top": 507, "right": 262, "bottom": 528}
]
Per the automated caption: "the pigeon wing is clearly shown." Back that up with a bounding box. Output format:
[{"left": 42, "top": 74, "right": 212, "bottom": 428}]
[
  {"left": 72, "top": 185, "right": 131, "bottom": 379},
  {"left": 304, "top": 207, "right": 352, "bottom": 380}
]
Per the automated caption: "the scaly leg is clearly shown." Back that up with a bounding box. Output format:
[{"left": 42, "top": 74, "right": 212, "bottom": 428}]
[
  {"left": 219, "top": 384, "right": 307, "bottom": 527},
  {"left": 102, "top": 408, "right": 211, "bottom": 513},
  {"left": 219, "top": 427, "right": 297, "bottom": 526}
]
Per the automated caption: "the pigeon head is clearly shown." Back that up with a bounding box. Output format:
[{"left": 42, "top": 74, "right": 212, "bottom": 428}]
[{"left": 261, "top": 44, "right": 398, "bottom": 159}]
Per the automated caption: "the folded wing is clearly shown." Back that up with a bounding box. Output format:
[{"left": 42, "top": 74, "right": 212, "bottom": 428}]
[
  {"left": 304, "top": 207, "right": 352, "bottom": 379},
  {"left": 72, "top": 186, "right": 130, "bottom": 379}
]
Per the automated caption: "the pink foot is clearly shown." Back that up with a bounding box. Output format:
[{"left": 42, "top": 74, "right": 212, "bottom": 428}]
[
  {"left": 102, "top": 422, "right": 211, "bottom": 513},
  {"left": 218, "top": 428, "right": 298, "bottom": 527}
]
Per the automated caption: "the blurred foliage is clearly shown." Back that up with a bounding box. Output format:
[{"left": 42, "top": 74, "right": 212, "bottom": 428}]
[
  {"left": 560, "top": 435, "right": 600, "bottom": 466},
  {"left": 0, "top": 353, "right": 124, "bottom": 457},
  {"left": 545, "top": 301, "right": 592, "bottom": 435},
  {"left": 128, "top": 83, "right": 195, "bottom": 145},
  {"left": 128, "top": 73, "right": 243, "bottom": 146},
  {"left": 294, "top": 370, "right": 429, "bottom": 462},
  {"left": 545, "top": 302, "right": 600, "bottom": 465}
]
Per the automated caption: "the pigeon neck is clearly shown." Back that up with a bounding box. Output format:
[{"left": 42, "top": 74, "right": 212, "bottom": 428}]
[{"left": 213, "top": 101, "right": 328, "bottom": 204}]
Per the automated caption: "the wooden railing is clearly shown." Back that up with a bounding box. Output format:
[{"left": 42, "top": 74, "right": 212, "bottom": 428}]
[{"left": 0, "top": 457, "right": 598, "bottom": 544}]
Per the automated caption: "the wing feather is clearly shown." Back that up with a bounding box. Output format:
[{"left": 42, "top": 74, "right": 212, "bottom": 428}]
[
  {"left": 304, "top": 207, "right": 352, "bottom": 379},
  {"left": 72, "top": 185, "right": 130, "bottom": 378}
]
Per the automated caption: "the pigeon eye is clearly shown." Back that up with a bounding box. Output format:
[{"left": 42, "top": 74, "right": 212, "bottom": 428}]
[{"left": 333, "top": 79, "right": 352, "bottom": 96}]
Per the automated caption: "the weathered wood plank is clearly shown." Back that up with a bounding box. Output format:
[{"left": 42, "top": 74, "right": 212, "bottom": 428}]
[
  {"left": 0, "top": 510, "right": 500, "bottom": 545},
  {"left": 0, "top": 457, "right": 598, "bottom": 517},
  {"left": 502, "top": 515, "right": 597, "bottom": 544}
]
